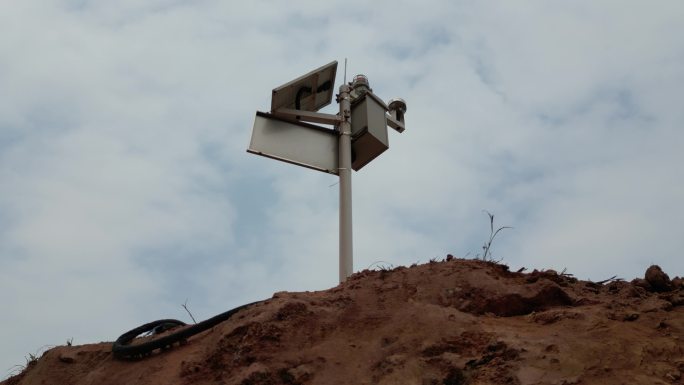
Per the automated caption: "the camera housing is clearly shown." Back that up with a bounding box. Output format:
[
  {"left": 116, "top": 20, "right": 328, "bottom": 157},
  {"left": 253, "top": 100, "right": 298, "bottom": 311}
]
[{"left": 387, "top": 98, "right": 407, "bottom": 133}]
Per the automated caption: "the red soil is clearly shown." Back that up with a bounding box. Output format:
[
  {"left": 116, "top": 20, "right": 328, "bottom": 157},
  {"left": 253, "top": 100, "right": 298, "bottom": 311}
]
[{"left": 4, "top": 258, "right": 684, "bottom": 385}]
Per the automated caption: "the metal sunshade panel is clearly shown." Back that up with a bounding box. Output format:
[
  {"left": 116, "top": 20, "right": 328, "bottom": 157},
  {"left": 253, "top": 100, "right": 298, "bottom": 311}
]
[{"left": 248, "top": 112, "right": 339, "bottom": 175}]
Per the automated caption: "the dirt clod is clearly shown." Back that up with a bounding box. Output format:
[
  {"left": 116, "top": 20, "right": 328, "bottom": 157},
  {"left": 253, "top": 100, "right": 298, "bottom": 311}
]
[{"left": 645, "top": 265, "right": 672, "bottom": 292}]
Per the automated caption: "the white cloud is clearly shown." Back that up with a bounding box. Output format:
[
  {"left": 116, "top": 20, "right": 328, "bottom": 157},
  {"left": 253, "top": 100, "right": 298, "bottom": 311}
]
[{"left": 2, "top": 0, "right": 684, "bottom": 376}]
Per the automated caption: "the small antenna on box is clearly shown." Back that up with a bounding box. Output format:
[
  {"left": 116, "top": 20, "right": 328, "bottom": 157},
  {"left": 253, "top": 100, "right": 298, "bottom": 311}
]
[{"left": 344, "top": 58, "right": 348, "bottom": 84}]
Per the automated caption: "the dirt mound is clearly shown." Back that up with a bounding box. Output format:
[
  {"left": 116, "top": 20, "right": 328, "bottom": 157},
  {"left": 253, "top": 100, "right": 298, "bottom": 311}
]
[{"left": 4, "top": 259, "right": 684, "bottom": 385}]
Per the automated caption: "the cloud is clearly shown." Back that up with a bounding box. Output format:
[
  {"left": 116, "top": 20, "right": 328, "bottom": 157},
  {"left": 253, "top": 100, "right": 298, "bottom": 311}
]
[{"left": 2, "top": 0, "right": 684, "bottom": 376}]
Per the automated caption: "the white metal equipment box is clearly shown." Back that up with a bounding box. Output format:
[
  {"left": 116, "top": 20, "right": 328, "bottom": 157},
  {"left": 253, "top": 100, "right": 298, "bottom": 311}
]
[{"left": 350, "top": 92, "right": 389, "bottom": 171}]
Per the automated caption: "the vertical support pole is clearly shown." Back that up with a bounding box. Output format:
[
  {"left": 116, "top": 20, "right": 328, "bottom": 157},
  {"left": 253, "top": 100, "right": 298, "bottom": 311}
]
[{"left": 338, "top": 84, "right": 353, "bottom": 283}]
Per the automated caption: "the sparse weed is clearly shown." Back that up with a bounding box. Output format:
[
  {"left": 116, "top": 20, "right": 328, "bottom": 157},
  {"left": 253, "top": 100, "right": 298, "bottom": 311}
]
[
  {"left": 182, "top": 299, "right": 197, "bottom": 324},
  {"left": 5, "top": 364, "right": 25, "bottom": 379},
  {"left": 477, "top": 210, "right": 512, "bottom": 262},
  {"left": 25, "top": 354, "right": 37, "bottom": 366},
  {"left": 367, "top": 260, "right": 395, "bottom": 271},
  {"left": 4, "top": 348, "right": 46, "bottom": 380}
]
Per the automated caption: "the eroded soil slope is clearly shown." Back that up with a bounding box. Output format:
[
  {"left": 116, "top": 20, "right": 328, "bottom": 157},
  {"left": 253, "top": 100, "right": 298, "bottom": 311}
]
[{"left": 4, "top": 258, "right": 684, "bottom": 385}]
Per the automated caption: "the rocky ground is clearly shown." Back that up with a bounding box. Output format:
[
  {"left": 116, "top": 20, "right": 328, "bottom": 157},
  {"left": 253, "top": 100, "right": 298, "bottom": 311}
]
[{"left": 3, "top": 258, "right": 684, "bottom": 385}]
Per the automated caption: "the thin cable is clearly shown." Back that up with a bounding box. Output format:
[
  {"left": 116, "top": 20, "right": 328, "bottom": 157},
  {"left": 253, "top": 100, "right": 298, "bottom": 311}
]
[{"left": 112, "top": 301, "right": 262, "bottom": 360}]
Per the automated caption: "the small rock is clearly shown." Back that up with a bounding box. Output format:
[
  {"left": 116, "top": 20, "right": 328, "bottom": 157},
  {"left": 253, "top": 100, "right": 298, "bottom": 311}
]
[
  {"left": 632, "top": 278, "right": 652, "bottom": 290},
  {"left": 446, "top": 254, "right": 454, "bottom": 261},
  {"left": 289, "top": 364, "right": 314, "bottom": 382},
  {"left": 675, "top": 360, "right": 684, "bottom": 371},
  {"left": 666, "top": 371, "right": 681, "bottom": 381},
  {"left": 58, "top": 351, "right": 76, "bottom": 364},
  {"left": 645, "top": 265, "right": 672, "bottom": 292}
]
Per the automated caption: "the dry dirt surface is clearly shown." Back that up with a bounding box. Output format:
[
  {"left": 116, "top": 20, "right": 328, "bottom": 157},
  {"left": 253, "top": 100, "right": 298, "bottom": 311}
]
[{"left": 4, "top": 258, "right": 684, "bottom": 385}]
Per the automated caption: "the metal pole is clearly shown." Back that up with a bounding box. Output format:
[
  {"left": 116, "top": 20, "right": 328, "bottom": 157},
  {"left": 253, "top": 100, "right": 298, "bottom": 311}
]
[{"left": 338, "top": 84, "right": 353, "bottom": 283}]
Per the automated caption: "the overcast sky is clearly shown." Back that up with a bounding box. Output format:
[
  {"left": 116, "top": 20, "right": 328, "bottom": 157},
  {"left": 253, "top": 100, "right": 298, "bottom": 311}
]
[{"left": 2, "top": 0, "right": 683, "bottom": 376}]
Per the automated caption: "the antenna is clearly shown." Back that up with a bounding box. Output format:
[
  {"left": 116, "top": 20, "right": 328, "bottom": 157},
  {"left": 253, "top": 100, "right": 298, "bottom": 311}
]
[{"left": 344, "top": 58, "right": 348, "bottom": 84}]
